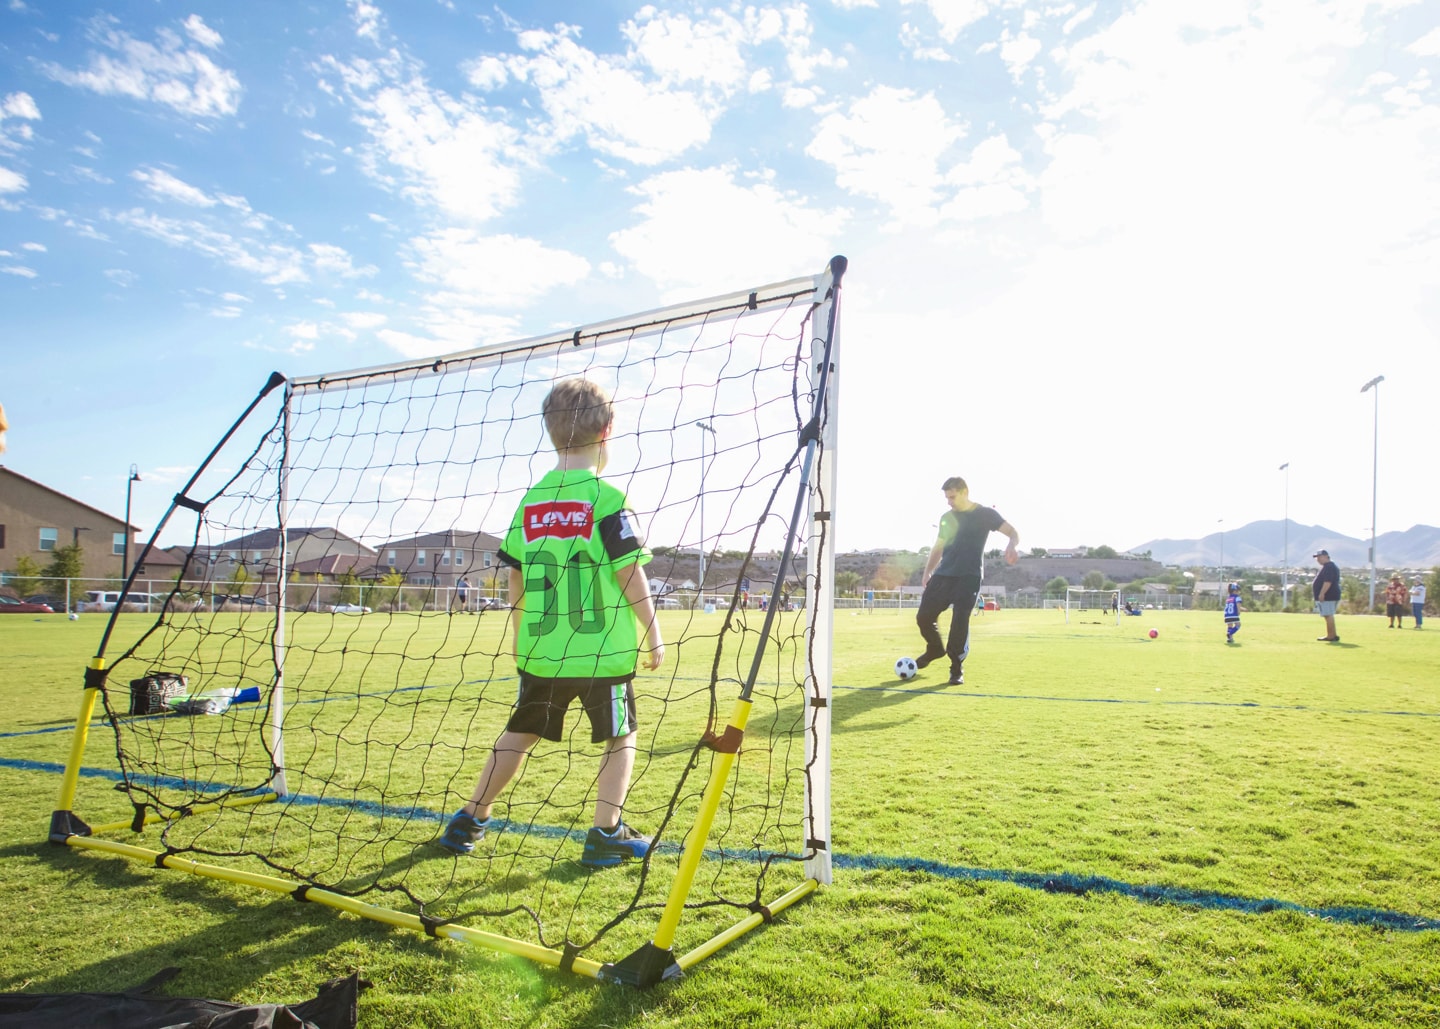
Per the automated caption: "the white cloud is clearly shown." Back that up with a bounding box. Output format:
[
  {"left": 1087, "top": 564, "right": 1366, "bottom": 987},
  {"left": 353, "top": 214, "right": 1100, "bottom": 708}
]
[
  {"left": 42, "top": 15, "right": 241, "bottom": 118},
  {"left": 341, "top": 311, "right": 387, "bottom": 329},
  {"left": 319, "top": 54, "right": 525, "bottom": 223},
  {"left": 508, "top": 26, "right": 716, "bottom": 165},
  {"left": 2, "top": 92, "right": 41, "bottom": 120},
  {"left": 1, "top": 264, "right": 37, "bottom": 277},
  {"left": 181, "top": 15, "right": 223, "bottom": 50},
  {"left": 309, "top": 242, "right": 377, "bottom": 278},
  {"left": 623, "top": 8, "right": 751, "bottom": 91},
  {"left": 807, "top": 86, "right": 966, "bottom": 225},
  {"left": 133, "top": 166, "right": 216, "bottom": 206},
  {"left": 902, "top": 0, "right": 992, "bottom": 43},
  {"left": 111, "top": 208, "right": 309, "bottom": 285},
  {"left": 103, "top": 268, "right": 138, "bottom": 286},
  {"left": 1406, "top": 26, "right": 1440, "bottom": 57},
  {"left": 609, "top": 166, "right": 844, "bottom": 296},
  {"left": 20, "top": 241, "right": 45, "bottom": 251},
  {"left": 0, "top": 166, "right": 26, "bottom": 193},
  {"left": 406, "top": 229, "right": 590, "bottom": 308}
]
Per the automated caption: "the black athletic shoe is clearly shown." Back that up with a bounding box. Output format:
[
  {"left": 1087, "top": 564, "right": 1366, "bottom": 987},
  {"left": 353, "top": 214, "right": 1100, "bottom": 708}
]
[
  {"left": 439, "top": 811, "right": 489, "bottom": 855},
  {"left": 914, "top": 647, "right": 945, "bottom": 670},
  {"left": 580, "top": 822, "right": 651, "bottom": 868},
  {"left": 948, "top": 671, "right": 964, "bottom": 686},
  {"left": 1316, "top": 635, "right": 1341, "bottom": 642}
]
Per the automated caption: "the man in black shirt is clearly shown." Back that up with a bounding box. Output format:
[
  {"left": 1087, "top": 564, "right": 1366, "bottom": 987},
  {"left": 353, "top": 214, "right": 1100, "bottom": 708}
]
[
  {"left": 915, "top": 477, "right": 1020, "bottom": 685},
  {"left": 1311, "top": 550, "right": 1341, "bottom": 642}
]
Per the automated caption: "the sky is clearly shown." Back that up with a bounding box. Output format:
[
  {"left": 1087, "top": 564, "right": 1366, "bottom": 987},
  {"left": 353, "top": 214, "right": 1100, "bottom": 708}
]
[{"left": 2, "top": 0, "right": 1438, "bottom": 558}]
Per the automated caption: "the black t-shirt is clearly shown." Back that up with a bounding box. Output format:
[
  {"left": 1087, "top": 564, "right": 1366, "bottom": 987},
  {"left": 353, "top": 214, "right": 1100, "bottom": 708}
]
[
  {"left": 1312, "top": 561, "right": 1340, "bottom": 600},
  {"left": 935, "top": 505, "right": 1005, "bottom": 578}
]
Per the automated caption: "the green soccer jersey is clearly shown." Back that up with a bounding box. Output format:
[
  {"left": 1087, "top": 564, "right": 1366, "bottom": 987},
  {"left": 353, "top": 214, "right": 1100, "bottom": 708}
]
[{"left": 499, "top": 468, "right": 650, "bottom": 680}]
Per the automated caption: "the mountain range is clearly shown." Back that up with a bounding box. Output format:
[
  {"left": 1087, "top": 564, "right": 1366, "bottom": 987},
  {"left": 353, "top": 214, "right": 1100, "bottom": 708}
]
[{"left": 1128, "top": 520, "right": 1440, "bottom": 570}]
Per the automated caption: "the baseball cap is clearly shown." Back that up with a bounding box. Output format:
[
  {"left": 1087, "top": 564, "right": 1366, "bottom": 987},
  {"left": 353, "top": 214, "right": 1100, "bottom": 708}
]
[{"left": 1312, "top": 549, "right": 1329, "bottom": 557}]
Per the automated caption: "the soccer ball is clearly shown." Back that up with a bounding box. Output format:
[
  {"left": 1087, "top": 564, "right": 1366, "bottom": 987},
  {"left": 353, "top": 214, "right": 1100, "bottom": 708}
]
[
  {"left": 68, "top": 613, "right": 79, "bottom": 621},
  {"left": 1148, "top": 628, "right": 1158, "bottom": 639},
  {"left": 894, "top": 656, "right": 918, "bottom": 680}
]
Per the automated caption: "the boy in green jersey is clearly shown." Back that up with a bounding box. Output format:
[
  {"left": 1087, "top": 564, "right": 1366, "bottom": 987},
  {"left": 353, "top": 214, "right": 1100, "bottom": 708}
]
[{"left": 440, "top": 378, "right": 666, "bottom": 868}]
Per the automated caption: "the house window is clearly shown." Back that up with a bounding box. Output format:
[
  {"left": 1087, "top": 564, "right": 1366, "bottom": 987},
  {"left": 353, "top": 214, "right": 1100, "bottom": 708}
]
[
  {"left": 483, "top": 552, "right": 492, "bottom": 568},
  {"left": 227, "top": 551, "right": 238, "bottom": 564},
  {"left": 417, "top": 550, "right": 426, "bottom": 567},
  {"left": 387, "top": 550, "right": 396, "bottom": 566},
  {"left": 253, "top": 550, "right": 263, "bottom": 562},
  {"left": 112, "top": 532, "right": 126, "bottom": 556},
  {"left": 39, "top": 528, "right": 58, "bottom": 552},
  {"left": 441, "top": 551, "right": 450, "bottom": 566}
]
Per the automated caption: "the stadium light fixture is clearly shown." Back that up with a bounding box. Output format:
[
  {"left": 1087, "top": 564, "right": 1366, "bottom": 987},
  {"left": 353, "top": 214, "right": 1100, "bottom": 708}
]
[
  {"left": 1279, "top": 463, "right": 1290, "bottom": 609},
  {"left": 123, "top": 464, "right": 141, "bottom": 581},
  {"left": 1360, "top": 375, "right": 1384, "bottom": 612},
  {"left": 696, "top": 420, "right": 717, "bottom": 593}
]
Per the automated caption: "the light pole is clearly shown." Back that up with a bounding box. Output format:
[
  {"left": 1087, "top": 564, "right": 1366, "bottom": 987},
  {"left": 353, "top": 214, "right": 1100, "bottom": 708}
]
[
  {"left": 1361, "top": 375, "right": 1384, "bottom": 612},
  {"left": 1217, "top": 518, "right": 1224, "bottom": 585},
  {"left": 122, "top": 464, "right": 141, "bottom": 581},
  {"left": 696, "top": 420, "right": 717, "bottom": 597},
  {"left": 1279, "top": 462, "right": 1290, "bottom": 608}
]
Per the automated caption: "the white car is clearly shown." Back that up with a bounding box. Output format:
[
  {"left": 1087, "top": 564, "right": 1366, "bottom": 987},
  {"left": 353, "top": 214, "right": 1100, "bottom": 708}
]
[
  {"left": 76, "top": 590, "right": 159, "bottom": 612},
  {"left": 331, "top": 603, "right": 372, "bottom": 614}
]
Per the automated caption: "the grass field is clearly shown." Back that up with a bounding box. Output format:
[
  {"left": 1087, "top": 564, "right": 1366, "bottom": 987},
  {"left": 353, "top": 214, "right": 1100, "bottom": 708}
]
[{"left": 1, "top": 607, "right": 1437, "bottom": 1027}]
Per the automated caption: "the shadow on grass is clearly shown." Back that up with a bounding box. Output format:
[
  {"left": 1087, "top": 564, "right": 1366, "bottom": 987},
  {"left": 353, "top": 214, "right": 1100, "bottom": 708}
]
[{"left": 830, "top": 678, "right": 952, "bottom": 731}]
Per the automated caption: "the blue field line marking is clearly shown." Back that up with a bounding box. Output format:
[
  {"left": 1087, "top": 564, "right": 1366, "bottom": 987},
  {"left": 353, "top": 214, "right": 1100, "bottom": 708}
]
[
  {"left": 834, "top": 852, "right": 1440, "bottom": 932},
  {"left": 5, "top": 755, "right": 1436, "bottom": 934},
  {"left": 834, "top": 683, "right": 1440, "bottom": 718}
]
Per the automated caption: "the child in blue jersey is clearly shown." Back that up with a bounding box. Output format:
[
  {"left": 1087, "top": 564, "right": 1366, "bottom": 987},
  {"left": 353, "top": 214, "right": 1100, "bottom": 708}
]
[
  {"left": 1223, "top": 583, "right": 1242, "bottom": 644},
  {"left": 440, "top": 377, "right": 666, "bottom": 868}
]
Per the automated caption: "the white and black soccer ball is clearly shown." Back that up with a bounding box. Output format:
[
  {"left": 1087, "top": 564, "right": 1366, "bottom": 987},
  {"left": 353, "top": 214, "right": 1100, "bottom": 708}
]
[
  {"left": 894, "top": 656, "right": 918, "bottom": 680},
  {"left": 68, "top": 612, "right": 79, "bottom": 621}
]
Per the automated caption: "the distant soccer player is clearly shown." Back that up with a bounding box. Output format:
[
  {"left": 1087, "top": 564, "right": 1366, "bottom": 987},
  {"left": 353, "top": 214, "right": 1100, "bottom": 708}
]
[
  {"left": 440, "top": 377, "right": 665, "bottom": 868},
  {"left": 914, "top": 476, "right": 1020, "bottom": 685},
  {"left": 1223, "top": 582, "right": 1242, "bottom": 644}
]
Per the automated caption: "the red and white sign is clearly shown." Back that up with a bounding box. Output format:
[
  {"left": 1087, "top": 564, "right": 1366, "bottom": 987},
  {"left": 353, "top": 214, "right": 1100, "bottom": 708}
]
[{"left": 523, "top": 500, "right": 595, "bottom": 542}]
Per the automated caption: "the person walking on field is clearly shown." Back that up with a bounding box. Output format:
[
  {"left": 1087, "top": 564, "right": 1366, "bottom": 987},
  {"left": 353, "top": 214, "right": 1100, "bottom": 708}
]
[
  {"left": 914, "top": 476, "right": 1020, "bottom": 686},
  {"left": 1385, "top": 574, "right": 1408, "bottom": 628},
  {"left": 1411, "top": 578, "right": 1427, "bottom": 629},
  {"left": 1312, "top": 550, "right": 1340, "bottom": 643}
]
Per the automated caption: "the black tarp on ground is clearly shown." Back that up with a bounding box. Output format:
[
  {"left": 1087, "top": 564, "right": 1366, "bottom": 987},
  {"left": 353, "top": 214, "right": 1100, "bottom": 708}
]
[{"left": 0, "top": 967, "right": 365, "bottom": 1028}]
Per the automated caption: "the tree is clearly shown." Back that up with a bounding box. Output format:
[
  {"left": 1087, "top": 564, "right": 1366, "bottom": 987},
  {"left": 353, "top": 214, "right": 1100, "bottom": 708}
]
[
  {"left": 336, "top": 570, "right": 360, "bottom": 606},
  {"left": 1082, "top": 570, "right": 1106, "bottom": 590},
  {"left": 43, "top": 543, "right": 85, "bottom": 602},
  {"left": 1044, "top": 575, "right": 1070, "bottom": 596},
  {"left": 7, "top": 554, "right": 43, "bottom": 594},
  {"left": 1029, "top": 547, "right": 1048, "bottom": 558},
  {"left": 834, "top": 570, "right": 863, "bottom": 597},
  {"left": 1090, "top": 544, "right": 1118, "bottom": 559}
]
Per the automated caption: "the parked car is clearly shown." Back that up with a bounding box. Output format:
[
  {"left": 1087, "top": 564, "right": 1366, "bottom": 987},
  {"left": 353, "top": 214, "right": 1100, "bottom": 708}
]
[
  {"left": 76, "top": 590, "right": 159, "bottom": 612},
  {"left": 0, "top": 595, "right": 55, "bottom": 614},
  {"left": 24, "top": 594, "right": 66, "bottom": 610},
  {"left": 474, "top": 596, "right": 508, "bottom": 612},
  {"left": 331, "top": 603, "right": 372, "bottom": 614},
  {"left": 215, "top": 594, "right": 270, "bottom": 607}
]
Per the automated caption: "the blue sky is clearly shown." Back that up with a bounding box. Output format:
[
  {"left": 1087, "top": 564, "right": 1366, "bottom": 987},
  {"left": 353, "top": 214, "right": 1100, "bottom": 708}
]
[{"left": 2, "top": 0, "right": 1438, "bottom": 557}]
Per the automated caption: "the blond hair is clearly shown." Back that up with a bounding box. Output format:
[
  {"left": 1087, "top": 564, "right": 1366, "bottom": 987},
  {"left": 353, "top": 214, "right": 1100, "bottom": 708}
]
[{"left": 543, "top": 378, "right": 613, "bottom": 450}]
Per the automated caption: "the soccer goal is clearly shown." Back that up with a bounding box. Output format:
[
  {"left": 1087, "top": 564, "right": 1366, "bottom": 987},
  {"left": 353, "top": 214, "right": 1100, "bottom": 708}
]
[
  {"left": 1064, "top": 587, "right": 1120, "bottom": 625},
  {"left": 50, "top": 256, "right": 846, "bottom": 987}
]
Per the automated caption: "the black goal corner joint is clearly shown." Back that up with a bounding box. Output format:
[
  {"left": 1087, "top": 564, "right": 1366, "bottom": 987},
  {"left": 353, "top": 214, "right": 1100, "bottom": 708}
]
[
  {"left": 48, "top": 809, "right": 92, "bottom": 844},
  {"left": 600, "top": 942, "right": 682, "bottom": 989}
]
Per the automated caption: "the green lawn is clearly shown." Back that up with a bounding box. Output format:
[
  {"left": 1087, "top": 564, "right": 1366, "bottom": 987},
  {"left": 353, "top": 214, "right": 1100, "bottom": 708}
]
[{"left": 1, "top": 607, "right": 1437, "bottom": 1027}]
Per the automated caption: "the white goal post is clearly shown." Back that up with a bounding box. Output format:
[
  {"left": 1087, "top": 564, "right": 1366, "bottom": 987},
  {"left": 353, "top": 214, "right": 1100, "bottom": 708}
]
[{"left": 1064, "top": 587, "right": 1121, "bottom": 625}]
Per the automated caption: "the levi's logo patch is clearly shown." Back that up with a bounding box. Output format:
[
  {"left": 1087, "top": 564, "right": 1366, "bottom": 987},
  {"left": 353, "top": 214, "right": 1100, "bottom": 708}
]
[{"left": 523, "top": 500, "right": 595, "bottom": 541}]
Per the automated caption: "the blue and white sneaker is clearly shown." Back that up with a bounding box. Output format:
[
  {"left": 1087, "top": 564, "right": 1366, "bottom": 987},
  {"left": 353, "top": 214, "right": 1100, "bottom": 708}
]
[
  {"left": 580, "top": 822, "right": 651, "bottom": 868},
  {"left": 439, "top": 811, "right": 488, "bottom": 855}
]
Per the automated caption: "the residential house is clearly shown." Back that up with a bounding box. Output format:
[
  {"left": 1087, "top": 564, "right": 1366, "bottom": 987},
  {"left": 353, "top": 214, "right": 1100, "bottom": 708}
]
[
  {"left": 378, "top": 530, "right": 504, "bottom": 589},
  {"left": 0, "top": 465, "right": 140, "bottom": 582},
  {"left": 190, "top": 527, "right": 375, "bottom": 589}
]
